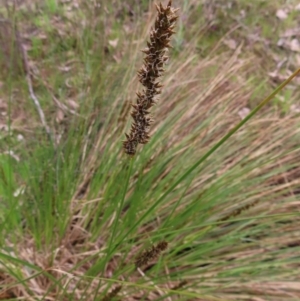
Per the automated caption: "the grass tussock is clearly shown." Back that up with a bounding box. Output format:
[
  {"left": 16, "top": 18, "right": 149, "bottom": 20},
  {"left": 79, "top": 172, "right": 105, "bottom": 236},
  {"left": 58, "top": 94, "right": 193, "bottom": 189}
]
[{"left": 0, "top": 1, "right": 299, "bottom": 301}]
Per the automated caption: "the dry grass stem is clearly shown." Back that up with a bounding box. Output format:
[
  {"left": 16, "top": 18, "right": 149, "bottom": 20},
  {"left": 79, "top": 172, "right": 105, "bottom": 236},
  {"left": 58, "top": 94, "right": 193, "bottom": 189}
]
[{"left": 123, "top": 0, "right": 179, "bottom": 155}]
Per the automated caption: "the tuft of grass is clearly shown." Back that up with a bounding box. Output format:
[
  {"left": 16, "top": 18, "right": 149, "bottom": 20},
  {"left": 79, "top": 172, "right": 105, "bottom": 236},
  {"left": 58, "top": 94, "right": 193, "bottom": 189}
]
[{"left": 0, "top": 1, "right": 299, "bottom": 301}]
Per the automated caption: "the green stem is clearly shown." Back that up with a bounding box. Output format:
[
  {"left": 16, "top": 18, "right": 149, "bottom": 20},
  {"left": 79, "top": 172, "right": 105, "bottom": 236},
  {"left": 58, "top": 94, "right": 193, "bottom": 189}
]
[{"left": 87, "top": 157, "right": 134, "bottom": 276}]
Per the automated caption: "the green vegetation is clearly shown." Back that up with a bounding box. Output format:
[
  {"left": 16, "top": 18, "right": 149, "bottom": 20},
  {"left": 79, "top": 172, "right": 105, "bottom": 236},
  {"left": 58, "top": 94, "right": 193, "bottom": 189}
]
[{"left": 0, "top": 0, "right": 300, "bottom": 300}]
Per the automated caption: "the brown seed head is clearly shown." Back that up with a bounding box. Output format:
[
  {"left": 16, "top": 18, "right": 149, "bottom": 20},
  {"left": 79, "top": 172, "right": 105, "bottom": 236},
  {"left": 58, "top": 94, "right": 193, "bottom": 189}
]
[
  {"left": 123, "top": 1, "right": 179, "bottom": 155},
  {"left": 218, "top": 199, "right": 260, "bottom": 222},
  {"left": 135, "top": 241, "right": 168, "bottom": 268}
]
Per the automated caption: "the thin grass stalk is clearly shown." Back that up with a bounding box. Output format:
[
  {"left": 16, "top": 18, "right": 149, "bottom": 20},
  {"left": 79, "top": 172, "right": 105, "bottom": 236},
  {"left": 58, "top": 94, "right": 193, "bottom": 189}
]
[{"left": 86, "top": 159, "right": 134, "bottom": 278}]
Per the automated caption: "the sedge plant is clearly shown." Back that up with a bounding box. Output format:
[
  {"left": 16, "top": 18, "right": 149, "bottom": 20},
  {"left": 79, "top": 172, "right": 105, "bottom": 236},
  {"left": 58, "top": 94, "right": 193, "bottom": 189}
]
[{"left": 0, "top": 1, "right": 300, "bottom": 301}]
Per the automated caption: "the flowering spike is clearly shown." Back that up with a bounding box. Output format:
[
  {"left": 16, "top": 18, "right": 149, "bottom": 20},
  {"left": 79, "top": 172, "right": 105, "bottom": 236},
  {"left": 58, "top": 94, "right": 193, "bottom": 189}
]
[
  {"left": 135, "top": 241, "right": 168, "bottom": 268},
  {"left": 123, "top": 1, "right": 178, "bottom": 155}
]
